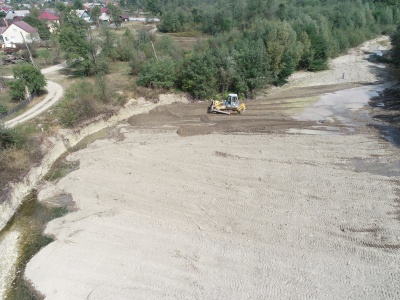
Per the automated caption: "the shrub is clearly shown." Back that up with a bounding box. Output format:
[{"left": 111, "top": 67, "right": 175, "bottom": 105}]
[
  {"left": 0, "top": 103, "right": 7, "bottom": 115},
  {"left": 56, "top": 80, "right": 97, "bottom": 127},
  {"left": 0, "top": 123, "right": 26, "bottom": 150},
  {"left": 129, "top": 51, "right": 147, "bottom": 75}
]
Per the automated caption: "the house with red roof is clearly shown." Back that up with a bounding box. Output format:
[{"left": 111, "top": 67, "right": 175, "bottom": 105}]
[
  {"left": 38, "top": 11, "right": 59, "bottom": 21},
  {"left": 0, "top": 6, "right": 10, "bottom": 13},
  {"left": 38, "top": 11, "right": 59, "bottom": 32},
  {"left": 0, "top": 20, "right": 40, "bottom": 45}
]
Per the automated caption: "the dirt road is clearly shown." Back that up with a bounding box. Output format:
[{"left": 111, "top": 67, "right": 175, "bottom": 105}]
[
  {"left": 24, "top": 37, "right": 400, "bottom": 299},
  {"left": 4, "top": 63, "right": 65, "bottom": 128}
]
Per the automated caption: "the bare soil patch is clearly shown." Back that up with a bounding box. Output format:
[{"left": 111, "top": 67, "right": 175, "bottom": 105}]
[{"left": 17, "top": 36, "right": 400, "bottom": 299}]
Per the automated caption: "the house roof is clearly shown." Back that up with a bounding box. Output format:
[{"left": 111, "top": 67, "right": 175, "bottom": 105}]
[
  {"left": 75, "top": 9, "right": 88, "bottom": 18},
  {"left": 13, "top": 21, "right": 38, "bottom": 33},
  {"left": 101, "top": 7, "right": 108, "bottom": 13},
  {"left": 99, "top": 13, "right": 109, "bottom": 21},
  {"left": 38, "top": 12, "right": 59, "bottom": 21},
  {"left": 0, "top": 26, "right": 6, "bottom": 35},
  {"left": 13, "top": 10, "right": 29, "bottom": 17},
  {"left": 5, "top": 12, "right": 15, "bottom": 20},
  {"left": 120, "top": 14, "right": 129, "bottom": 19},
  {"left": 0, "top": 6, "right": 10, "bottom": 12}
]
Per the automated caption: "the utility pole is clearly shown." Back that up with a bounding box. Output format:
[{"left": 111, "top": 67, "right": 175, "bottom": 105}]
[
  {"left": 20, "top": 32, "right": 36, "bottom": 67},
  {"left": 151, "top": 41, "right": 158, "bottom": 60}
]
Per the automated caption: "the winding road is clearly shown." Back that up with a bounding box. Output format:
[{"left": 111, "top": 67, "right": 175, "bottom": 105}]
[{"left": 4, "top": 62, "right": 66, "bottom": 128}]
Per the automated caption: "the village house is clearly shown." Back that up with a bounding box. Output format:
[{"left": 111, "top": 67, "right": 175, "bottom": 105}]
[
  {"left": 0, "top": 20, "right": 40, "bottom": 44},
  {"left": 38, "top": 11, "right": 59, "bottom": 32},
  {"left": 73, "top": 9, "right": 91, "bottom": 23}
]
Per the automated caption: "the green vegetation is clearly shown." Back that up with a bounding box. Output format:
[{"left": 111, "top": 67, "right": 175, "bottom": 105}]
[
  {"left": 137, "top": 58, "right": 177, "bottom": 88},
  {"left": 55, "top": 78, "right": 115, "bottom": 127},
  {"left": 120, "top": 0, "right": 400, "bottom": 98},
  {"left": 23, "top": 8, "right": 51, "bottom": 40},
  {"left": 8, "top": 80, "right": 26, "bottom": 101},
  {"left": 12, "top": 63, "right": 47, "bottom": 95},
  {"left": 391, "top": 25, "right": 400, "bottom": 66},
  {"left": 0, "top": 124, "right": 21, "bottom": 150},
  {"left": 0, "top": 123, "right": 42, "bottom": 193}
]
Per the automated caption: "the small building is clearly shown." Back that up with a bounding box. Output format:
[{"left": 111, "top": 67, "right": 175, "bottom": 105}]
[
  {"left": 0, "top": 21, "right": 40, "bottom": 44},
  {"left": 120, "top": 14, "right": 129, "bottom": 22},
  {"left": 99, "top": 13, "right": 110, "bottom": 25}
]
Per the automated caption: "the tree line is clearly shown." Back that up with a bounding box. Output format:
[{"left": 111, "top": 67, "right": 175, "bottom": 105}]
[
  {"left": 18, "top": 0, "right": 400, "bottom": 101},
  {"left": 132, "top": 0, "right": 399, "bottom": 97}
]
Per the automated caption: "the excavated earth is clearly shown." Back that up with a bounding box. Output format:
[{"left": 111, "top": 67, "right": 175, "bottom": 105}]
[
  {"left": 2, "top": 36, "right": 399, "bottom": 299},
  {"left": 25, "top": 83, "right": 400, "bottom": 299}
]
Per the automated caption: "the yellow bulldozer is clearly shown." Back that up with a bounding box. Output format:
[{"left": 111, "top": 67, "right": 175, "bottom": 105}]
[{"left": 207, "top": 94, "right": 245, "bottom": 115}]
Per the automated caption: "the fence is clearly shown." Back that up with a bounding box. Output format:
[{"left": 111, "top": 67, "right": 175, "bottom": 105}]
[{"left": 0, "top": 92, "right": 35, "bottom": 120}]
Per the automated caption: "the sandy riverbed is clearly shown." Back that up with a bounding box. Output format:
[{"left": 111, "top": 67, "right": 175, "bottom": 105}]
[{"left": 20, "top": 36, "right": 400, "bottom": 299}]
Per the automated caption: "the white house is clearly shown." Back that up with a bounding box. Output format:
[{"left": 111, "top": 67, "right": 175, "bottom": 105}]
[{"left": 0, "top": 21, "right": 40, "bottom": 44}]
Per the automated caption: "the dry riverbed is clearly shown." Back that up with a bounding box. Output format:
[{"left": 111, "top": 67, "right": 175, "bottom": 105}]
[{"left": 2, "top": 36, "right": 400, "bottom": 299}]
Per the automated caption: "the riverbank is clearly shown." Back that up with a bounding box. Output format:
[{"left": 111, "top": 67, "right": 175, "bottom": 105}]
[{"left": 18, "top": 36, "right": 400, "bottom": 299}]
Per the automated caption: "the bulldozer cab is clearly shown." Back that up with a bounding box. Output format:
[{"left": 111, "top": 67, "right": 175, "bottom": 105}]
[{"left": 225, "top": 94, "right": 239, "bottom": 108}]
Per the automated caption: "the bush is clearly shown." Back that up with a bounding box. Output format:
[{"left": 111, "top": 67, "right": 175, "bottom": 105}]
[
  {"left": 0, "top": 123, "right": 26, "bottom": 150},
  {"left": 0, "top": 103, "right": 7, "bottom": 115},
  {"left": 129, "top": 51, "right": 147, "bottom": 75},
  {"left": 56, "top": 80, "right": 97, "bottom": 127}
]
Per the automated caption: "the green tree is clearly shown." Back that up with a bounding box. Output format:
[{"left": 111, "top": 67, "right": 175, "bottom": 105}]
[
  {"left": 391, "top": 25, "right": 400, "bottom": 66},
  {"left": 233, "top": 37, "right": 270, "bottom": 94},
  {"left": 155, "top": 35, "right": 182, "bottom": 60},
  {"left": 13, "top": 63, "right": 47, "bottom": 94},
  {"left": 58, "top": 15, "right": 107, "bottom": 75},
  {"left": 115, "top": 29, "right": 136, "bottom": 61},
  {"left": 8, "top": 80, "right": 26, "bottom": 101},
  {"left": 24, "top": 9, "right": 51, "bottom": 40},
  {"left": 91, "top": 6, "right": 102, "bottom": 27},
  {"left": 137, "top": 58, "right": 177, "bottom": 88},
  {"left": 179, "top": 52, "right": 216, "bottom": 99},
  {"left": 55, "top": 1, "right": 66, "bottom": 13},
  {"left": 72, "top": 0, "right": 84, "bottom": 10},
  {"left": 158, "top": 11, "right": 182, "bottom": 33},
  {"left": 107, "top": 4, "right": 122, "bottom": 29},
  {"left": 100, "top": 26, "right": 118, "bottom": 60}
]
